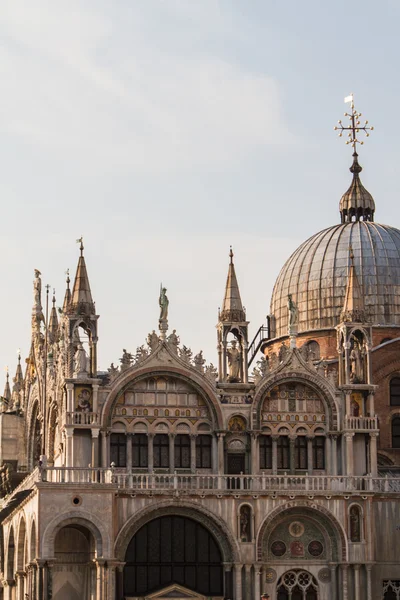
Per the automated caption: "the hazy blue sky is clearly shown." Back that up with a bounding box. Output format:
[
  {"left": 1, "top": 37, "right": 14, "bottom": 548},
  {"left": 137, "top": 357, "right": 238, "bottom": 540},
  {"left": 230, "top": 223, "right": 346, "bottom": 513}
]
[{"left": 1, "top": 0, "right": 399, "bottom": 380}]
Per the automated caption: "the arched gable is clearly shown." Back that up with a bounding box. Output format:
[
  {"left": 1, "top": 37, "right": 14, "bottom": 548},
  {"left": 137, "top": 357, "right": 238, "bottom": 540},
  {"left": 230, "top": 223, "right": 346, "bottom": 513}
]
[{"left": 41, "top": 511, "right": 111, "bottom": 558}]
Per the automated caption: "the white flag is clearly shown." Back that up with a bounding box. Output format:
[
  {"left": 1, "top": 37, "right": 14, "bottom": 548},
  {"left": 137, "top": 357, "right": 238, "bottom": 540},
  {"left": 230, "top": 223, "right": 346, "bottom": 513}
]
[{"left": 344, "top": 94, "right": 353, "bottom": 103}]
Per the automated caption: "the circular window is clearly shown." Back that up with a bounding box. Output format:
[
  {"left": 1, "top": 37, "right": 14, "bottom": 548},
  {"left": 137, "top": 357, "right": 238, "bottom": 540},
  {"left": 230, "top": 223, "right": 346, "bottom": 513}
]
[
  {"left": 72, "top": 496, "right": 82, "bottom": 506},
  {"left": 271, "top": 540, "right": 287, "bottom": 557}
]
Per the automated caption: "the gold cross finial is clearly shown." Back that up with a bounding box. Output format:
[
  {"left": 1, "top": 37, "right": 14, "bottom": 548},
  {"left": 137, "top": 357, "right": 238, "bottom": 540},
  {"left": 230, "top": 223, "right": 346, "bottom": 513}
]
[
  {"left": 76, "top": 236, "right": 84, "bottom": 256},
  {"left": 334, "top": 94, "right": 374, "bottom": 152}
]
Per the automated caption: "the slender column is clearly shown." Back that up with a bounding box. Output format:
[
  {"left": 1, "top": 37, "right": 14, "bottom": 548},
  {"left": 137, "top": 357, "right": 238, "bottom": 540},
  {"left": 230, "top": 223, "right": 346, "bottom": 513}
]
[
  {"left": 330, "top": 434, "right": 338, "bottom": 475},
  {"left": 147, "top": 434, "right": 154, "bottom": 472},
  {"left": 329, "top": 564, "right": 337, "bottom": 600},
  {"left": 115, "top": 563, "right": 125, "bottom": 600},
  {"left": 190, "top": 434, "right": 197, "bottom": 473},
  {"left": 65, "top": 427, "right": 74, "bottom": 467},
  {"left": 345, "top": 432, "right": 354, "bottom": 476},
  {"left": 91, "top": 339, "right": 98, "bottom": 378},
  {"left": 340, "top": 564, "right": 348, "bottom": 600},
  {"left": 251, "top": 432, "right": 259, "bottom": 475},
  {"left": 244, "top": 564, "right": 251, "bottom": 600},
  {"left": 354, "top": 564, "right": 361, "bottom": 600},
  {"left": 366, "top": 564, "right": 373, "bottom": 600},
  {"left": 370, "top": 432, "right": 378, "bottom": 477},
  {"left": 66, "top": 383, "right": 74, "bottom": 412},
  {"left": 217, "top": 433, "right": 225, "bottom": 474},
  {"left": 169, "top": 434, "right": 176, "bottom": 473},
  {"left": 242, "top": 340, "right": 249, "bottom": 384},
  {"left": 289, "top": 435, "right": 296, "bottom": 474},
  {"left": 96, "top": 559, "right": 106, "bottom": 600},
  {"left": 344, "top": 341, "right": 351, "bottom": 383},
  {"left": 92, "top": 383, "right": 99, "bottom": 414},
  {"left": 91, "top": 428, "right": 100, "bottom": 468},
  {"left": 307, "top": 435, "right": 314, "bottom": 475},
  {"left": 254, "top": 565, "right": 261, "bottom": 600},
  {"left": 223, "top": 563, "right": 233, "bottom": 600},
  {"left": 366, "top": 346, "right": 372, "bottom": 385},
  {"left": 272, "top": 435, "right": 279, "bottom": 474},
  {"left": 101, "top": 430, "right": 108, "bottom": 467},
  {"left": 222, "top": 340, "right": 227, "bottom": 382},
  {"left": 234, "top": 564, "right": 242, "bottom": 600},
  {"left": 126, "top": 433, "right": 133, "bottom": 470},
  {"left": 212, "top": 435, "right": 218, "bottom": 473},
  {"left": 368, "top": 391, "right": 375, "bottom": 416},
  {"left": 345, "top": 391, "right": 352, "bottom": 416},
  {"left": 325, "top": 435, "right": 332, "bottom": 474}
]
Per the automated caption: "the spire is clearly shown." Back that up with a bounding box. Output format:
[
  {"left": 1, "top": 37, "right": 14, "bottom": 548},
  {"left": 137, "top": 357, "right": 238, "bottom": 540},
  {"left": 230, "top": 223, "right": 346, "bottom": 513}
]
[
  {"left": 49, "top": 289, "right": 58, "bottom": 341},
  {"left": 334, "top": 94, "right": 375, "bottom": 223},
  {"left": 3, "top": 369, "right": 11, "bottom": 402},
  {"left": 340, "top": 246, "right": 366, "bottom": 323},
  {"left": 69, "top": 238, "right": 95, "bottom": 315},
  {"left": 63, "top": 269, "right": 71, "bottom": 312},
  {"left": 220, "top": 247, "right": 246, "bottom": 322},
  {"left": 14, "top": 351, "right": 23, "bottom": 387}
]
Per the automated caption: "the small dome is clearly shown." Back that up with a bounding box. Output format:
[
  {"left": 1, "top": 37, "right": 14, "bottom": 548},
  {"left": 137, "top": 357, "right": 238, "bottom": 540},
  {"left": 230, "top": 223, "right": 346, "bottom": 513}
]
[
  {"left": 339, "top": 153, "right": 375, "bottom": 223},
  {"left": 270, "top": 221, "right": 400, "bottom": 338}
]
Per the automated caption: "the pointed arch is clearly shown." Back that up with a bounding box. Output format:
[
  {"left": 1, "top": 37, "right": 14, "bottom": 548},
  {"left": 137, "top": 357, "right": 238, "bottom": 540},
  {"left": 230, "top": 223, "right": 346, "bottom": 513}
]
[
  {"left": 6, "top": 526, "right": 15, "bottom": 580},
  {"left": 30, "top": 519, "right": 37, "bottom": 563}
]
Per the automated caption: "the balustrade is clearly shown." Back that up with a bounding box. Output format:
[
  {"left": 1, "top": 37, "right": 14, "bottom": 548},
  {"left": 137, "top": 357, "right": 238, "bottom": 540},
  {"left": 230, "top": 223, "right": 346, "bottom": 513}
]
[
  {"left": 344, "top": 416, "right": 378, "bottom": 430},
  {"left": 66, "top": 411, "right": 99, "bottom": 426}
]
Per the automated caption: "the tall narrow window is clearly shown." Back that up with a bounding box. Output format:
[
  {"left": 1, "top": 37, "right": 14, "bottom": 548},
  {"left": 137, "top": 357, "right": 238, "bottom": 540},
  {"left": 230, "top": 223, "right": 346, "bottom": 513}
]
[
  {"left": 390, "top": 378, "right": 400, "bottom": 406},
  {"left": 277, "top": 436, "right": 290, "bottom": 470},
  {"left": 110, "top": 433, "right": 127, "bottom": 467},
  {"left": 295, "top": 436, "right": 308, "bottom": 470},
  {"left": 392, "top": 417, "right": 400, "bottom": 449},
  {"left": 312, "top": 437, "right": 325, "bottom": 470},
  {"left": 153, "top": 434, "right": 169, "bottom": 468},
  {"left": 259, "top": 436, "right": 272, "bottom": 470},
  {"left": 132, "top": 434, "right": 148, "bottom": 468},
  {"left": 196, "top": 435, "right": 212, "bottom": 468},
  {"left": 175, "top": 435, "right": 190, "bottom": 468}
]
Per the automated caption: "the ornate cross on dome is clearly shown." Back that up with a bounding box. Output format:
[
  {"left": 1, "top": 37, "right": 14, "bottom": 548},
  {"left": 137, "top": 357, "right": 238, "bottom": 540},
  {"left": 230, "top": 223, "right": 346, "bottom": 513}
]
[{"left": 334, "top": 93, "right": 374, "bottom": 151}]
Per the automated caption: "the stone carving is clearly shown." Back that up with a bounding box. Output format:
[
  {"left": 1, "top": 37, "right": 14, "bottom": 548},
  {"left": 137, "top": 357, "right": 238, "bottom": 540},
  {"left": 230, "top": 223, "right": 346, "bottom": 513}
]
[
  {"left": 308, "top": 540, "right": 323, "bottom": 557},
  {"left": 33, "top": 269, "right": 42, "bottom": 307},
  {"left": 108, "top": 363, "right": 119, "bottom": 381},
  {"left": 227, "top": 340, "right": 241, "bottom": 382},
  {"left": 349, "top": 505, "right": 361, "bottom": 542},
  {"left": 279, "top": 342, "right": 289, "bottom": 362},
  {"left": 290, "top": 540, "right": 304, "bottom": 557},
  {"left": 147, "top": 330, "right": 159, "bottom": 352},
  {"left": 239, "top": 505, "right": 251, "bottom": 542},
  {"left": 252, "top": 356, "right": 269, "bottom": 383},
  {"left": 318, "top": 568, "right": 331, "bottom": 583},
  {"left": 204, "top": 363, "right": 218, "bottom": 385},
  {"left": 269, "top": 352, "right": 279, "bottom": 370},
  {"left": 271, "top": 540, "right": 286, "bottom": 557},
  {"left": 135, "top": 345, "right": 149, "bottom": 364},
  {"left": 159, "top": 286, "right": 169, "bottom": 322},
  {"left": 288, "top": 521, "right": 304, "bottom": 538},
  {"left": 179, "top": 345, "right": 193, "bottom": 364},
  {"left": 120, "top": 349, "right": 133, "bottom": 371},
  {"left": 194, "top": 351, "right": 206, "bottom": 372},
  {"left": 350, "top": 336, "right": 364, "bottom": 383},
  {"left": 73, "top": 343, "right": 88, "bottom": 377},
  {"left": 287, "top": 294, "right": 298, "bottom": 332},
  {"left": 265, "top": 568, "right": 277, "bottom": 583},
  {"left": 167, "top": 329, "right": 180, "bottom": 354}
]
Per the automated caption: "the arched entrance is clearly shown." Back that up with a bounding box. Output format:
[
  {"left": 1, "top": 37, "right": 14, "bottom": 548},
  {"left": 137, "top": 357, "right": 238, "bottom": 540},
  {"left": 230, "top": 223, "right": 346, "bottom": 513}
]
[
  {"left": 52, "top": 525, "right": 95, "bottom": 600},
  {"left": 124, "top": 515, "right": 224, "bottom": 598},
  {"left": 277, "top": 570, "right": 318, "bottom": 600}
]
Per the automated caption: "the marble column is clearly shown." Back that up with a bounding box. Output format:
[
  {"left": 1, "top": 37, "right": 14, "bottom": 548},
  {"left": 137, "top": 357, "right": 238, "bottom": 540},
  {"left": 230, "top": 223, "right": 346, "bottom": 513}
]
[
  {"left": 147, "top": 433, "right": 154, "bottom": 472},
  {"left": 66, "top": 382, "right": 74, "bottom": 413},
  {"left": 366, "top": 564, "right": 373, "bottom": 600},
  {"left": 101, "top": 430, "right": 109, "bottom": 468},
  {"left": 92, "top": 383, "right": 99, "bottom": 414},
  {"left": 126, "top": 433, "right": 133, "bottom": 470},
  {"left": 289, "top": 435, "right": 296, "bottom": 474},
  {"left": 234, "top": 564, "right": 242, "bottom": 600},
  {"left": 370, "top": 432, "right": 378, "bottom": 477},
  {"left": 325, "top": 435, "right": 332, "bottom": 474},
  {"left": 190, "top": 434, "right": 197, "bottom": 473},
  {"left": 251, "top": 432, "right": 259, "bottom": 475},
  {"left": 169, "top": 434, "right": 176, "bottom": 473},
  {"left": 96, "top": 559, "right": 106, "bottom": 599},
  {"left": 344, "top": 433, "right": 354, "bottom": 477},
  {"left": 254, "top": 565, "right": 262, "bottom": 600},
  {"left": 272, "top": 435, "right": 279, "bottom": 475},
  {"left": 329, "top": 563, "right": 337, "bottom": 600},
  {"left": 223, "top": 563, "right": 233, "bottom": 600},
  {"left": 307, "top": 435, "right": 314, "bottom": 475},
  {"left": 340, "top": 564, "right": 348, "bottom": 600},
  {"left": 217, "top": 433, "right": 225, "bottom": 475},
  {"left": 65, "top": 427, "right": 74, "bottom": 468},
  {"left": 244, "top": 564, "right": 251, "bottom": 600},
  {"left": 354, "top": 564, "right": 361, "bottom": 600},
  {"left": 212, "top": 435, "right": 218, "bottom": 473},
  {"left": 330, "top": 434, "right": 338, "bottom": 476},
  {"left": 91, "top": 428, "right": 100, "bottom": 468}
]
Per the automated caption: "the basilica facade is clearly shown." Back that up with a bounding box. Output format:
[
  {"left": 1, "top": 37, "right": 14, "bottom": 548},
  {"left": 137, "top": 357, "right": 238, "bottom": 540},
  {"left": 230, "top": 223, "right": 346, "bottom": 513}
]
[{"left": 0, "top": 112, "right": 400, "bottom": 600}]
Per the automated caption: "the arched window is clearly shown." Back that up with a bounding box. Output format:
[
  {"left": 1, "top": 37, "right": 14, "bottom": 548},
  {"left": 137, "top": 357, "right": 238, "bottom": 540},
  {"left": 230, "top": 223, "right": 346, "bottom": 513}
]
[
  {"left": 295, "top": 437, "right": 308, "bottom": 470},
  {"left": 383, "top": 580, "right": 400, "bottom": 600},
  {"left": 132, "top": 434, "right": 148, "bottom": 468},
  {"left": 154, "top": 434, "right": 169, "bottom": 468},
  {"left": 277, "top": 436, "right": 290, "bottom": 470},
  {"left": 175, "top": 435, "right": 190, "bottom": 469},
  {"left": 392, "top": 417, "right": 400, "bottom": 449},
  {"left": 312, "top": 437, "right": 325, "bottom": 470},
  {"left": 390, "top": 378, "right": 400, "bottom": 406},
  {"left": 259, "top": 436, "right": 272, "bottom": 470},
  {"left": 277, "top": 570, "right": 318, "bottom": 600},
  {"left": 196, "top": 435, "right": 212, "bottom": 469},
  {"left": 110, "top": 433, "right": 127, "bottom": 467}
]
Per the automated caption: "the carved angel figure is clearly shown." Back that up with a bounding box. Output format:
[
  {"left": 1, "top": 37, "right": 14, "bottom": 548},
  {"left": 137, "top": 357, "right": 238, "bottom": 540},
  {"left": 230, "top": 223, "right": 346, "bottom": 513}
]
[
  {"left": 120, "top": 349, "right": 133, "bottom": 371},
  {"left": 194, "top": 351, "right": 206, "bottom": 372}
]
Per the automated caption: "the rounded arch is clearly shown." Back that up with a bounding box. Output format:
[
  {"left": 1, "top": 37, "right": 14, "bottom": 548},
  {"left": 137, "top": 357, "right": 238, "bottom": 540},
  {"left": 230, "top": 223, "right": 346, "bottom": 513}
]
[
  {"left": 6, "top": 525, "right": 15, "bottom": 580},
  {"left": 16, "top": 516, "right": 27, "bottom": 571},
  {"left": 101, "top": 366, "right": 223, "bottom": 430},
  {"left": 114, "top": 500, "right": 240, "bottom": 564},
  {"left": 47, "top": 401, "right": 59, "bottom": 465},
  {"left": 30, "top": 519, "right": 37, "bottom": 563},
  {"left": 253, "top": 372, "right": 339, "bottom": 430},
  {"left": 41, "top": 511, "right": 111, "bottom": 558},
  {"left": 256, "top": 502, "right": 347, "bottom": 562}
]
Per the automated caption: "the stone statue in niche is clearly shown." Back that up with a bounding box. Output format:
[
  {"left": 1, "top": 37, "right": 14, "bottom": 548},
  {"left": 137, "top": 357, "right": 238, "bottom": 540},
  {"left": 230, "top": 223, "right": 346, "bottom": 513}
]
[
  {"left": 350, "top": 335, "right": 364, "bottom": 383},
  {"left": 74, "top": 343, "right": 88, "bottom": 377},
  {"left": 227, "top": 340, "right": 241, "bottom": 382},
  {"left": 350, "top": 506, "right": 361, "bottom": 542},
  {"left": 240, "top": 506, "right": 251, "bottom": 542}
]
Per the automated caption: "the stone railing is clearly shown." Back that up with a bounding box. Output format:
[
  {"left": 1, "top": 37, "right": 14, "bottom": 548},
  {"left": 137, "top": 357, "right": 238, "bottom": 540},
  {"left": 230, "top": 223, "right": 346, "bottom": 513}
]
[
  {"left": 344, "top": 416, "right": 379, "bottom": 431},
  {"left": 32, "top": 469, "right": 400, "bottom": 494},
  {"left": 65, "top": 412, "right": 99, "bottom": 426}
]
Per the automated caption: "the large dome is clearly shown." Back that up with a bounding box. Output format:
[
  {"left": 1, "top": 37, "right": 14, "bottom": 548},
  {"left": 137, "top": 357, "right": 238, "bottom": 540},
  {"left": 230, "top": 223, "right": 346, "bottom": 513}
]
[{"left": 270, "top": 221, "right": 400, "bottom": 338}]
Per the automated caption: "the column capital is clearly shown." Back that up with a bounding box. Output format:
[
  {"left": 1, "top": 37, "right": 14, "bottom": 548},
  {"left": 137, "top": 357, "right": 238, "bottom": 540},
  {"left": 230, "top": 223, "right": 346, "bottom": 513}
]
[
  {"left": 369, "top": 432, "right": 379, "bottom": 439},
  {"left": 147, "top": 432, "right": 155, "bottom": 439},
  {"left": 271, "top": 434, "right": 280, "bottom": 442},
  {"left": 344, "top": 432, "right": 355, "bottom": 440},
  {"left": 91, "top": 428, "right": 100, "bottom": 438},
  {"left": 217, "top": 432, "right": 226, "bottom": 439},
  {"left": 353, "top": 564, "right": 361, "bottom": 571},
  {"left": 190, "top": 433, "right": 198, "bottom": 439},
  {"left": 306, "top": 434, "right": 315, "bottom": 441},
  {"left": 340, "top": 563, "right": 349, "bottom": 571}
]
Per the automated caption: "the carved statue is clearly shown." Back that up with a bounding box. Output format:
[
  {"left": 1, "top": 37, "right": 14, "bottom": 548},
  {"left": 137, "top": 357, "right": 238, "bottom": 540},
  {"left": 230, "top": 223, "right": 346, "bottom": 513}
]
[
  {"left": 194, "top": 351, "right": 206, "bottom": 372},
  {"left": 167, "top": 329, "right": 180, "bottom": 354},
  {"left": 179, "top": 345, "right": 193, "bottom": 364},
  {"left": 135, "top": 345, "right": 148, "bottom": 364},
  {"left": 204, "top": 363, "right": 218, "bottom": 385},
  {"left": 73, "top": 343, "right": 88, "bottom": 376},
  {"left": 120, "top": 349, "right": 133, "bottom": 371},
  {"left": 33, "top": 269, "right": 42, "bottom": 307},
  {"left": 350, "top": 506, "right": 361, "bottom": 542},
  {"left": 227, "top": 340, "right": 241, "bottom": 382},
  {"left": 350, "top": 336, "right": 364, "bottom": 383},
  {"left": 279, "top": 342, "right": 288, "bottom": 362},
  {"left": 147, "top": 330, "right": 159, "bottom": 352},
  {"left": 108, "top": 362, "right": 119, "bottom": 381},
  {"left": 159, "top": 286, "right": 169, "bottom": 322},
  {"left": 240, "top": 506, "right": 251, "bottom": 542},
  {"left": 287, "top": 294, "right": 298, "bottom": 328}
]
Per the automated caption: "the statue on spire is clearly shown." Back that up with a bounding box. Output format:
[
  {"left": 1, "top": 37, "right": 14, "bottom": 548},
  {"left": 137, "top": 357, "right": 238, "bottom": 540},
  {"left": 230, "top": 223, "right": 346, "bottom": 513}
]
[{"left": 158, "top": 284, "right": 169, "bottom": 340}]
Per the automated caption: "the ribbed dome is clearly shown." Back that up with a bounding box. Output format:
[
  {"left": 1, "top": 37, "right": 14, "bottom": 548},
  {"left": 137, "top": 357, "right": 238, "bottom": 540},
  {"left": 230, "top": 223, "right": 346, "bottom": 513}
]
[{"left": 270, "top": 221, "right": 400, "bottom": 338}]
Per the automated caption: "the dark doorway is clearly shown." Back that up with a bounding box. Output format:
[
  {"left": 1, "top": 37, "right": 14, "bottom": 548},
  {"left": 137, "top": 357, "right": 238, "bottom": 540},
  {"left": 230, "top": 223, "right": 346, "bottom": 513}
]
[
  {"left": 227, "top": 454, "right": 246, "bottom": 490},
  {"left": 124, "top": 516, "right": 223, "bottom": 597}
]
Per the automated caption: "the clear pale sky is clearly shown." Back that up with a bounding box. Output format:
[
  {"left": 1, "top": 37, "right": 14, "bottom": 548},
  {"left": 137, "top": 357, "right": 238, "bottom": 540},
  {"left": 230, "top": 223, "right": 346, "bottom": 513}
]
[{"left": 1, "top": 0, "right": 399, "bottom": 381}]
